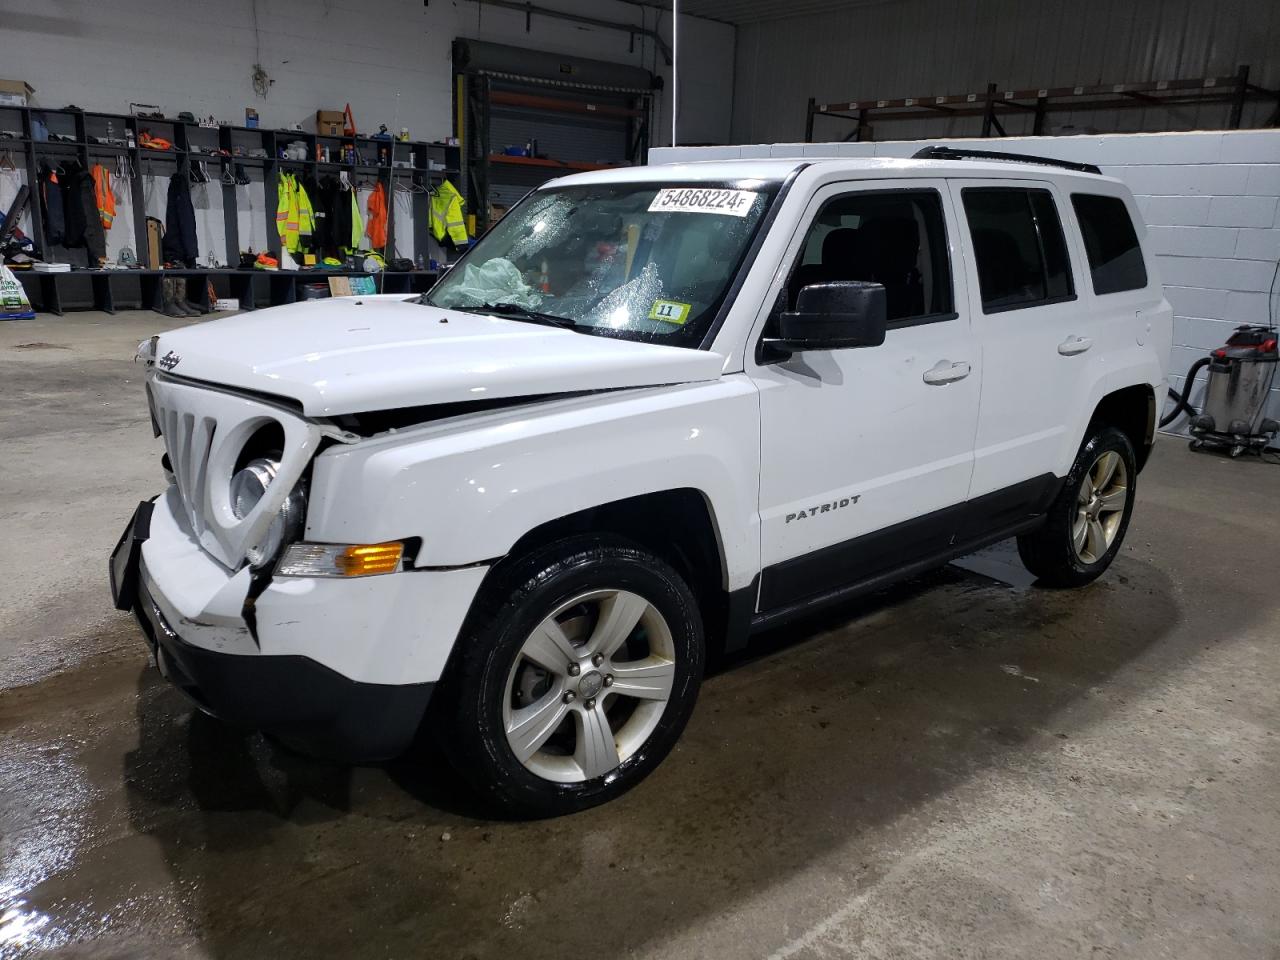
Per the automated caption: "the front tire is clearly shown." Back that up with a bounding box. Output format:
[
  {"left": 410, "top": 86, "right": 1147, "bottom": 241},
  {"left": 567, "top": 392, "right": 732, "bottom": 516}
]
[
  {"left": 434, "top": 535, "right": 704, "bottom": 818},
  {"left": 1017, "top": 425, "right": 1137, "bottom": 587}
]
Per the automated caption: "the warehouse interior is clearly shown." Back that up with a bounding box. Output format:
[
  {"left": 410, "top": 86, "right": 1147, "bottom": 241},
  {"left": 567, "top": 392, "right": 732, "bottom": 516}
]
[{"left": 1, "top": 0, "right": 1278, "bottom": 956}]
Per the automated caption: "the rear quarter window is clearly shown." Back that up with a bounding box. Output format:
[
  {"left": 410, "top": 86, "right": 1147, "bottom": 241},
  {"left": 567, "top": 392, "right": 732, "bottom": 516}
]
[{"left": 1071, "top": 193, "right": 1148, "bottom": 295}]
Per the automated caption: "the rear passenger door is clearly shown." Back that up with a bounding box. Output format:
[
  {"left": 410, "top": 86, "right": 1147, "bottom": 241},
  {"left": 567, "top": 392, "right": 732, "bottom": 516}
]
[
  {"left": 1066, "top": 190, "right": 1162, "bottom": 370},
  {"left": 950, "top": 179, "right": 1096, "bottom": 521}
]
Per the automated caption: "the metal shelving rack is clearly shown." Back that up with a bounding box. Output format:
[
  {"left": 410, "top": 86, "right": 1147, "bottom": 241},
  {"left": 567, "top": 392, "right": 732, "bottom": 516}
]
[
  {"left": 0, "top": 103, "right": 462, "bottom": 313},
  {"left": 805, "top": 65, "right": 1279, "bottom": 143},
  {"left": 460, "top": 71, "right": 653, "bottom": 232},
  {"left": 452, "top": 38, "right": 657, "bottom": 234}
]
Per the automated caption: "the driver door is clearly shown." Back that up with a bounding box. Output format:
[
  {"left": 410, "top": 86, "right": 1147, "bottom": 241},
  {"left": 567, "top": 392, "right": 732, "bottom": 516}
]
[{"left": 749, "top": 179, "right": 981, "bottom": 611}]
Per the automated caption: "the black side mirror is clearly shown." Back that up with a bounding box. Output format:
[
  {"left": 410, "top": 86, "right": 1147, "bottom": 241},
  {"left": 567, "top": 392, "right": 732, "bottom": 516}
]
[{"left": 772, "top": 282, "right": 887, "bottom": 353}]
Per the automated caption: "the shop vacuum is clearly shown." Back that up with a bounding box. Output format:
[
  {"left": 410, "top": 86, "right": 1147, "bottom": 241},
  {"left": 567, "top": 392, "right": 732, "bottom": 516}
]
[{"left": 1162, "top": 324, "right": 1279, "bottom": 457}]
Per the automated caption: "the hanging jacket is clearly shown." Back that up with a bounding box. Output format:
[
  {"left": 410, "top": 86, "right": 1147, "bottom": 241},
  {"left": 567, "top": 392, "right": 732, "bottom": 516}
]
[
  {"left": 60, "top": 161, "right": 106, "bottom": 263},
  {"left": 430, "top": 179, "right": 468, "bottom": 246},
  {"left": 60, "top": 166, "right": 87, "bottom": 248},
  {"left": 162, "top": 171, "right": 198, "bottom": 267},
  {"left": 296, "top": 177, "right": 315, "bottom": 242},
  {"left": 306, "top": 174, "right": 334, "bottom": 253},
  {"left": 276, "top": 172, "right": 299, "bottom": 252},
  {"left": 348, "top": 189, "right": 365, "bottom": 252},
  {"left": 275, "top": 172, "right": 317, "bottom": 254},
  {"left": 39, "top": 164, "right": 65, "bottom": 248},
  {"left": 336, "top": 184, "right": 352, "bottom": 254},
  {"left": 90, "top": 164, "right": 116, "bottom": 231},
  {"left": 366, "top": 181, "right": 388, "bottom": 249}
]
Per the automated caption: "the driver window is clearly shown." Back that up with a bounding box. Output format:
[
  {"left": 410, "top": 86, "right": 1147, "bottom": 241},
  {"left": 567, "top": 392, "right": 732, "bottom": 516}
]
[{"left": 783, "top": 189, "right": 955, "bottom": 326}]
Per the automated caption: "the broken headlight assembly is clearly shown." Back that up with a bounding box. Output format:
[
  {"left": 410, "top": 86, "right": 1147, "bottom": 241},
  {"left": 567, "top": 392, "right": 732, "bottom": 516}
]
[{"left": 230, "top": 457, "right": 306, "bottom": 568}]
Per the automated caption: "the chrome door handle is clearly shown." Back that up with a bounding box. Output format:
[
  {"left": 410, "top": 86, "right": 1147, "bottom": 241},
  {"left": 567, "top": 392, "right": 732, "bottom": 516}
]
[
  {"left": 922, "top": 359, "right": 971, "bottom": 385},
  {"left": 1058, "top": 335, "right": 1093, "bottom": 356}
]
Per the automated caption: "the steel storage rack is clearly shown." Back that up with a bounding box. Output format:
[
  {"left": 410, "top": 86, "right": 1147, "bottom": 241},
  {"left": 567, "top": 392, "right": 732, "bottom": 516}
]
[
  {"left": 804, "top": 65, "right": 1279, "bottom": 143},
  {"left": 452, "top": 39, "right": 658, "bottom": 233},
  {"left": 0, "top": 103, "right": 461, "bottom": 313}
]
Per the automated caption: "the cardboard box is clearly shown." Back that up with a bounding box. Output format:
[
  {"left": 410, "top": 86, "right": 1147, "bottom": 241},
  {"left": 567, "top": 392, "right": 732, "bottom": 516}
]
[
  {"left": 0, "top": 79, "right": 34, "bottom": 107},
  {"left": 315, "top": 110, "right": 344, "bottom": 136}
]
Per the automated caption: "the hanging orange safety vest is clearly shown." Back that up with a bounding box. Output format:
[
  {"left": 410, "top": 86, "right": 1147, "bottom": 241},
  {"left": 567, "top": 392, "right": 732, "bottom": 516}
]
[
  {"left": 366, "top": 181, "right": 388, "bottom": 249},
  {"left": 91, "top": 164, "right": 116, "bottom": 230}
]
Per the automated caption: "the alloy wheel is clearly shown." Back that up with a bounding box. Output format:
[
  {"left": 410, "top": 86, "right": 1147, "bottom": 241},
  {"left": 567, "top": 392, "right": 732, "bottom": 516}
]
[
  {"left": 1072, "top": 450, "right": 1129, "bottom": 564},
  {"left": 502, "top": 589, "right": 676, "bottom": 783}
]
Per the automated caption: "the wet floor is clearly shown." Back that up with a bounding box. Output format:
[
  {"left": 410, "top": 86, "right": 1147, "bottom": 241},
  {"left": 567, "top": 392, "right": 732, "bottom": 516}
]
[{"left": 2, "top": 316, "right": 1278, "bottom": 958}]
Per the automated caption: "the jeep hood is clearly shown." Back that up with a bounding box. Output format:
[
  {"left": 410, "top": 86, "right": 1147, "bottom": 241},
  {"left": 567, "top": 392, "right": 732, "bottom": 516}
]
[{"left": 153, "top": 297, "right": 724, "bottom": 416}]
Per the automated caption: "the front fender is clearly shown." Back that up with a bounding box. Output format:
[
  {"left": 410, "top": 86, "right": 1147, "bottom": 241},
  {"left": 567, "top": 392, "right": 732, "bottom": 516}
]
[{"left": 304, "top": 378, "right": 762, "bottom": 590}]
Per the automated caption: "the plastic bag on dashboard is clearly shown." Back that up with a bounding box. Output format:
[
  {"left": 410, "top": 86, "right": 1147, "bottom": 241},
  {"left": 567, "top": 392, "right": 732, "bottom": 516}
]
[{"left": 435, "top": 257, "right": 542, "bottom": 310}]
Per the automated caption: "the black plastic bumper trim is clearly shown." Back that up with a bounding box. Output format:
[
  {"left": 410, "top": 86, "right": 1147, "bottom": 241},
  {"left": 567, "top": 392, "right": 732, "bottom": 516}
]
[{"left": 134, "top": 579, "right": 433, "bottom": 762}]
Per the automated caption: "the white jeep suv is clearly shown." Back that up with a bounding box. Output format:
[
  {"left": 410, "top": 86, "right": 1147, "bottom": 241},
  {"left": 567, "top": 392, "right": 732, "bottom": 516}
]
[{"left": 111, "top": 147, "right": 1172, "bottom": 817}]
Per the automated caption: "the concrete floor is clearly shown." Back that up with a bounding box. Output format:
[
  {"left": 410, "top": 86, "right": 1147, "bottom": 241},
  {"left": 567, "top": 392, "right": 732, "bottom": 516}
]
[{"left": 1, "top": 312, "right": 1278, "bottom": 959}]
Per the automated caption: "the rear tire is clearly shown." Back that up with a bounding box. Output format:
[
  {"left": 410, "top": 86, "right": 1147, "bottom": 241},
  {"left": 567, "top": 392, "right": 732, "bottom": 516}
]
[
  {"left": 433, "top": 535, "right": 704, "bottom": 818},
  {"left": 1017, "top": 425, "right": 1137, "bottom": 588}
]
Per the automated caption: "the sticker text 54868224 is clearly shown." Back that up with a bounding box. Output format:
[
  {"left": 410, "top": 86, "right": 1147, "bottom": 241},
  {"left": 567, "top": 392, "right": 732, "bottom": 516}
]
[{"left": 648, "top": 188, "right": 759, "bottom": 217}]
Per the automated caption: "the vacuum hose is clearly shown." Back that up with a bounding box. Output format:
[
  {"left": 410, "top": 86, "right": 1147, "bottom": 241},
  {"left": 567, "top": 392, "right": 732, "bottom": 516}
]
[{"left": 1159, "top": 355, "right": 1211, "bottom": 428}]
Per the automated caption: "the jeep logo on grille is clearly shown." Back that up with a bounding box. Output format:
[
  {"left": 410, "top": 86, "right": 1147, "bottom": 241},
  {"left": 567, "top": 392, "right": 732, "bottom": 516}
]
[{"left": 158, "top": 350, "right": 181, "bottom": 371}]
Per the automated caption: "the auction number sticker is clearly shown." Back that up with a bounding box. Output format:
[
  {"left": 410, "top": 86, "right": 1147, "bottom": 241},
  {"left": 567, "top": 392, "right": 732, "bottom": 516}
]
[
  {"left": 648, "top": 188, "right": 759, "bottom": 217},
  {"left": 648, "top": 299, "right": 692, "bottom": 325}
]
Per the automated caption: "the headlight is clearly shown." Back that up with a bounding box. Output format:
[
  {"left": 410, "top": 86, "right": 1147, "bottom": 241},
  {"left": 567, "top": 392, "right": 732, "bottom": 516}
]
[{"left": 230, "top": 457, "right": 306, "bottom": 568}]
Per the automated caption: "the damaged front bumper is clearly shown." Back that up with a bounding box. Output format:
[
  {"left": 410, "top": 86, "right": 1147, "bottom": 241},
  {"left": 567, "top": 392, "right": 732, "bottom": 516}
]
[{"left": 110, "top": 487, "right": 489, "bottom": 761}]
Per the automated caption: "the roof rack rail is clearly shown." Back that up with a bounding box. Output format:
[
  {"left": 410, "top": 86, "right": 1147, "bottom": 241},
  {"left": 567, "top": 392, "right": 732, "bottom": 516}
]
[{"left": 912, "top": 145, "right": 1102, "bottom": 176}]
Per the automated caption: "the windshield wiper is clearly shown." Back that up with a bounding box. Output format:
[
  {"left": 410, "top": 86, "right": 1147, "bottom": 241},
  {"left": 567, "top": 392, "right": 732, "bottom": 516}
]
[{"left": 475, "top": 302, "right": 578, "bottom": 329}]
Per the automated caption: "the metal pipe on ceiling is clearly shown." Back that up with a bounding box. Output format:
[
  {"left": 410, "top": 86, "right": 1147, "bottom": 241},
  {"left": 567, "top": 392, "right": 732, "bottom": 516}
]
[{"left": 468, "top": 0, "right": 674, "bottom": 64}]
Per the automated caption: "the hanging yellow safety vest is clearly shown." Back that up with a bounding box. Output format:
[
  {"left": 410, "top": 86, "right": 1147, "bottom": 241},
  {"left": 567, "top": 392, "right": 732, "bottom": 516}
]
[
  {"left": 276, "top": 172, "right": 302, "bottom": 252},
  {"left": 295, "top": 177, "right": 315, "bottom": 241},
  {"left": 275, "top": 173, "right": 293, "bottom": 248},
  {"left": 275, "top": 173, "right": 316, "bottom": 254},
  {"left": 349, "top": 190, "right": 364, "bottom": 252},
  {"left": 431, "top": 180, "right": 469, "bottom": 245}
]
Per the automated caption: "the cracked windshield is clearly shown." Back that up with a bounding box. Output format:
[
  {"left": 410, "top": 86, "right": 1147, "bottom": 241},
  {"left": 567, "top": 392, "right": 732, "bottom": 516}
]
[{"left": 427, "top": 181, "right": 779, "bottom": 343}]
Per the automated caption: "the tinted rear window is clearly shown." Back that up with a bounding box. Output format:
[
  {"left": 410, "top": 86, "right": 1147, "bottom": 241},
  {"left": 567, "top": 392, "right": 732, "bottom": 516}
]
[
  {"left": 961, "top": 187, "right": 1075, "bottom": 312},
  {"left": 1071, "top": 193, "right": 1148, "bottom": 294}
]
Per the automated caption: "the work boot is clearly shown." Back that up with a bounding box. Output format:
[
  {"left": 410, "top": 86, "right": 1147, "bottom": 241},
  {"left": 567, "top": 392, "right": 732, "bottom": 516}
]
[
  {"left": 173, "top": 278, "right": 203, "bottom": 316},
  {"left": 159, "top": 278, "right": 186, "bottom": 318}
]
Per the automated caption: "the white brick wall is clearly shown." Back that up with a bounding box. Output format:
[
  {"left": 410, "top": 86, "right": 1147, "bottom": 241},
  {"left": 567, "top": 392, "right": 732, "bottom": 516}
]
[
  {"left": 1104, "top": 133, "right": 1280, "bottom": 434},
  {"left": 653, "top": 129, "right": 1280, "bottom": 432}
]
